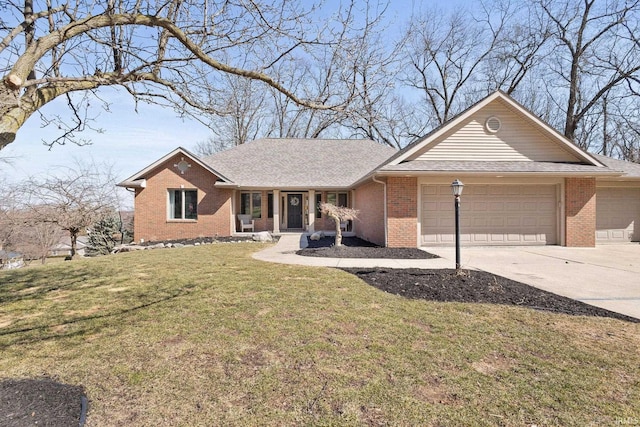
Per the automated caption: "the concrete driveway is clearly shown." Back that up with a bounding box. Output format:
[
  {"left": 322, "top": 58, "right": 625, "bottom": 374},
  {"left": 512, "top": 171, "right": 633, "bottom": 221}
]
[{"left": 428, "top": 244, "right": 640, "bottom": 320}]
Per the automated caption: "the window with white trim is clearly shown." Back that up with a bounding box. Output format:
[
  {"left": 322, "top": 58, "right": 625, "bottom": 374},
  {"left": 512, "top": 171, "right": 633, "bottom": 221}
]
[
  {"left": 326, "top": 192, "right": 348, "bottom": 207},
  {"left": 241, "top": 192, "right": 262, "bottom": 219},
  {"left": 168, "top": 189, "right": 198, "bottom": 220}
]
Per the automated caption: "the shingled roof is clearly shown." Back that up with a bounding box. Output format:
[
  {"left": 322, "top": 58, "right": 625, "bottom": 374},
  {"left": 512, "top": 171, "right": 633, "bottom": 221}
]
[
  {"left": 591, "top": 154, "right": 640, "bottom": 179},
  {"left": 378, "top": 160, "right": 622, "bottom": 176},
  {"left": 203, "top": 138, "right": 397, "bottom": 189}
]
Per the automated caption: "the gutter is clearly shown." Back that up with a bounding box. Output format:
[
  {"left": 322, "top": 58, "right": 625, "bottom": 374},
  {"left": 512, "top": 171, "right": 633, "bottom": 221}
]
[
  {"left": 116, "top": 179, "right": 146, "bottom": 189},
  {"left": 372, "top": 175, "right": 387, "bottom": 247},
  {"left": 373, "top": 170, "right": 624, "bottom": 178}
]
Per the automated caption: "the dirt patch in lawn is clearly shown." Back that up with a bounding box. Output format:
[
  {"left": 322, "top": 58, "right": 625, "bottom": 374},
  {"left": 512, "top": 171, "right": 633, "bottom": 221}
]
[
  {"left": 297, "top": 236, "right": 438, "bottom": 259},
  {"left": 0, "top": 378, "right": 87, "bottom": 427},
  {"left": 342, "top": 268, "right": 639, "bottom": 323}
]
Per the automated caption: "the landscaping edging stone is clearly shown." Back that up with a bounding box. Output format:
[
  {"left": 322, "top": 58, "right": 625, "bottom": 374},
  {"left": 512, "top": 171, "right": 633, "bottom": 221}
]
[{"left": 112, "top": 234, "right": 277, "bottom": 254}]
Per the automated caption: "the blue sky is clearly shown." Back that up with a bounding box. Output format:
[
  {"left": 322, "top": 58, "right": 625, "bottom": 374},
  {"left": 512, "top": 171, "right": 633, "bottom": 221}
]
[
  {"left": 0, "top": 0, "right": 471, "bottom": 208},
  {"left": 1, "top": 86, "right": 212, "bottom": 183}
]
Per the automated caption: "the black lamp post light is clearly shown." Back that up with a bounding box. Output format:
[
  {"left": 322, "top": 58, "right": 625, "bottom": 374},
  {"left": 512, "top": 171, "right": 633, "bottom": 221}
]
[{"left": 450, "top": 179, "right": 464, "bottom": 272}]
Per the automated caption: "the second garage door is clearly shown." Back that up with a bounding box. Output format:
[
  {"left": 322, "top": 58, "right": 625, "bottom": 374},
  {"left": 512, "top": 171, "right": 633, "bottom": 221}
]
[
  {"left": 596, "top": 187, "right": 640, "bottom": 242},
  {"left": 421, "top": 184, "right": 558, "bottom": 246}
]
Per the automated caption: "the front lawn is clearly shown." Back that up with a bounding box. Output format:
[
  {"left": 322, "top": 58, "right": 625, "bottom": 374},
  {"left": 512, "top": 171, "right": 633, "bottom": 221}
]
[{"left": 1, "top": 243, "right": 638, "bottom": 426}]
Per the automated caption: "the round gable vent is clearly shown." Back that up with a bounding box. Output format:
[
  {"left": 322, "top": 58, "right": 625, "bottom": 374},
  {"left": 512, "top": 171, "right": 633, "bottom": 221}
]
[{"left": 485, "top": 116, "right": 502, "bottom": 133}]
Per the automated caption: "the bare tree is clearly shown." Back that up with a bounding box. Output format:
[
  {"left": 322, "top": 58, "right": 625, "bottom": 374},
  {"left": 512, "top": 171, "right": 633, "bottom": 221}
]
[
  {"left": 0, "top": 0, "right": 379, "bottom": 150},
  {"left": 320, "top": 202, "right": 359, "bottom": 247},
  {"left": 535, "top": 0, "right": 640, "bottom": 145},
  {"left": 12, "top": 209, "right": 64, "bottom": 263},
  {"left": 0, "top": 181, "right": 63, "bottom": 263},
  {"left": 21, "top": 160, "right": 118, "bottom": 258},
  {"left": 0, "top": 178, "right": 18, "bottom": 250},
  {"left": 335, "top": 1, "right": 413, "bottom": 149},
  {"left": 192, "top": 135, "right": 232, "bottom": 157},
  {"left": 401, "top": 2, "right": 516, "bottom": 127}
]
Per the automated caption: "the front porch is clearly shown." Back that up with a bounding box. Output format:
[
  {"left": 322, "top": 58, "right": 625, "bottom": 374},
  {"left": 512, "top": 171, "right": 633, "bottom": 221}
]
[{"left": 231, "top": 189, "right": 355, "bottom": 235}]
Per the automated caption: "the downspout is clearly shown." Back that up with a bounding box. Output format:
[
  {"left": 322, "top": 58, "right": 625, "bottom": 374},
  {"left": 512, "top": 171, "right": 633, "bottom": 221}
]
[{"left": 372, "top": 175, "right": 388, "bottom": 247}]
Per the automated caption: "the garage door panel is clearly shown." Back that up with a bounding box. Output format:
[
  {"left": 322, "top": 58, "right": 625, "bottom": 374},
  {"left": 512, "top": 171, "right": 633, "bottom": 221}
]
[
  {"left": 421, "top": 184, "right": 557, "bottom": 246},
  {"left": 596, "top": 187, "right": 640, "bottom": 243},
  {"left": 490, "top": 217, "right": 504, "bottom": 227},
  {"left": 506, "top": 217, "right": 521, "bottom": 227},
  {"left": 472, "top": 218, "right": 487, "bottom": 227},
  {"left": 539, "top": 217, "right": 554, "bottom": 227}
]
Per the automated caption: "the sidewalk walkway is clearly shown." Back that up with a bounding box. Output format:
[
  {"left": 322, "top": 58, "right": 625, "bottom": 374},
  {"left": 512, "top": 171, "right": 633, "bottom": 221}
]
[
  {"left": 252, "top": 234, "right": 453, "bottom": 269},
  {"left": 253, "top": 234, "right": 640, "bottom": 319}
]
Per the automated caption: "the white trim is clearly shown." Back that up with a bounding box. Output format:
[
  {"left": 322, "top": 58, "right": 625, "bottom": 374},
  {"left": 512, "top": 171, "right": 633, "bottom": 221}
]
[
  {"left": 558, "top": 181, "right": 566, "bottom": 246},
  {"left": 374, "top": 170, "right": 619, "bottom": 178},
  {"left": 372, "top": 175, "right": 388, "bottom": 247},
  {"left": 117, "top": 147, "right": 233, "bottom": 188},
  {"left": 308, "top": 190, "right": 315, "bottom": 233},
  {"left": 273, "top": 190, "right": 281, "bottom": 233}
]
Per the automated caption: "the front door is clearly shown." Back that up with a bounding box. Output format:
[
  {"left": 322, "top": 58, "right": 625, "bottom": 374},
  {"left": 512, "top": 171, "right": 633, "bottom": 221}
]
[{"left": 287, "top": 194, "right": 303, "bottom": 229}]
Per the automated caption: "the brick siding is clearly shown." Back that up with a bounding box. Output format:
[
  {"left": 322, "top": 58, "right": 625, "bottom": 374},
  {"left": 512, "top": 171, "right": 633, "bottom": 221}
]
[
  {"left": 353, "top": 180, "right": 386, "bottom": 246},
  {"left": 565, "top": 177, "right": 596, "bottom": 247},
  {"left": 134, "top": 154, "right": 231, "bottom": 242},
  {"left": 386, "top": 177, "right": 418, "bottom": 248}
]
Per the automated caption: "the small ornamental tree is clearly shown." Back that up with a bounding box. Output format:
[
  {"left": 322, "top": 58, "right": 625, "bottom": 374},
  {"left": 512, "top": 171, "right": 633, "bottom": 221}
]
[{"left": 319, "top": 202, "right": 359, "bottom": 247}]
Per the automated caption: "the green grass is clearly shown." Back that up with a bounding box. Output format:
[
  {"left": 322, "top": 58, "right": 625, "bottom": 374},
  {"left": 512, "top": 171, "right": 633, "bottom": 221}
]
[{"left": 1, "top": 243, "right": 639, "bottom": 426}]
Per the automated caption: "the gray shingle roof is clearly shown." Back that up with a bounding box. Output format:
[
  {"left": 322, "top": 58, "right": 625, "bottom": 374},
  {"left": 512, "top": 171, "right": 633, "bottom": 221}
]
[
  {"left": 203, "top": 138, "right": 397, "bottom": 188},
  {"left": 380, "top": 160, "right": 622, "bottom": 175},
  {"left": 591, "top": 154, "right": 640, "bottom": 178}
]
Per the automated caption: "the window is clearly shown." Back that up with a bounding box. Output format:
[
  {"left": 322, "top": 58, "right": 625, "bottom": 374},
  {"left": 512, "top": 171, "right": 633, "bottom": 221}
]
[
  {"left": 169, "top": 189, "right": 197, "bottom": 220},
  {"left": 268, "top": 193, "right": 274, "bottom": 219},
  {"left": 241, "top": 192, "right": 262, "bottom": 219},
  {"left": 315, "top": 193, "right": 322, "bottom": 218},
  {"left": 326, "top": 192, "right": 348, "bottom": 207}
]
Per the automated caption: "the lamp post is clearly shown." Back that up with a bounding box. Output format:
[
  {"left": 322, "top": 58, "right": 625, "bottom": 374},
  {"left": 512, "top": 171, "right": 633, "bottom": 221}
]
[{"left": 451, "top": 179, "right": 464, "bottom": 272}]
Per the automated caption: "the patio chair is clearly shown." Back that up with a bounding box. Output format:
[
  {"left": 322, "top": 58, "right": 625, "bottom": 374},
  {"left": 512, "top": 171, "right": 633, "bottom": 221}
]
[{"left": 238, "top": 214, "right": 255, "bottom": 232}]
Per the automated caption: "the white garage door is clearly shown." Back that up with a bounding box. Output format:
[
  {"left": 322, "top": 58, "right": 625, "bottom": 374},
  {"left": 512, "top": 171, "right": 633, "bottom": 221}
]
[
  {"left": 596, "top": 187, "right": 640, "bottom": 243},
  {"left": 421, "top": 184, "right": 557, "bottom": 246}
]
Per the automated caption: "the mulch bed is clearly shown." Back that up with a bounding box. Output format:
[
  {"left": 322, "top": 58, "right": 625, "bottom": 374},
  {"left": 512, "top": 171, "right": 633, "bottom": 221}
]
[
  {"left": 298, "top": 236, "right": 638, "bottom": 322},
  {"left": 297, "top": 236, "right": 439, "bottom": 259},
  {"left": 342, "top": 268, "right": 639, "bottom": 323},
  {"left": 0, "top": 378, "right": 88, "bottom": 426}
]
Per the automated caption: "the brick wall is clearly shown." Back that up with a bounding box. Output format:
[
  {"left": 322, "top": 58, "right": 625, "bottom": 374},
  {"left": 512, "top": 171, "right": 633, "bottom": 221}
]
[
  {"left": 353, "top": 180, "right": 386, "bottom": 246},
  {"left": 134, "top": 154, "right": 232, "bottom": 242},
  {"left": 565, "top": 177, "right": 596, "bottom": 247},
  {"left": 387, "top": 177, "right": 418, "bottom": 248}
]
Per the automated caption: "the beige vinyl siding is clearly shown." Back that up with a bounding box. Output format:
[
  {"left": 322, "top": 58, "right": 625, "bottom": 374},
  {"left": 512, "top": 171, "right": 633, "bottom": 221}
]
[
  {"left": 596, "top": 186, "right": 640, "bottom": 242},
  {"left": 412, "top": 99, "right": 581, "bottom": 163}
]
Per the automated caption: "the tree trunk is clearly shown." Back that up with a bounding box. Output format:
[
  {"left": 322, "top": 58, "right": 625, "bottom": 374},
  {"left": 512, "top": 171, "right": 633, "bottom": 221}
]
[
  {"left": 70, "top": 229, "right": 78, "bottom": 259},
  {"left": 329, "top": 212, "right": 342, "bottom": 247},
  {"left": 0, "top": 83, "right": 24, "bottom": 149}
]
